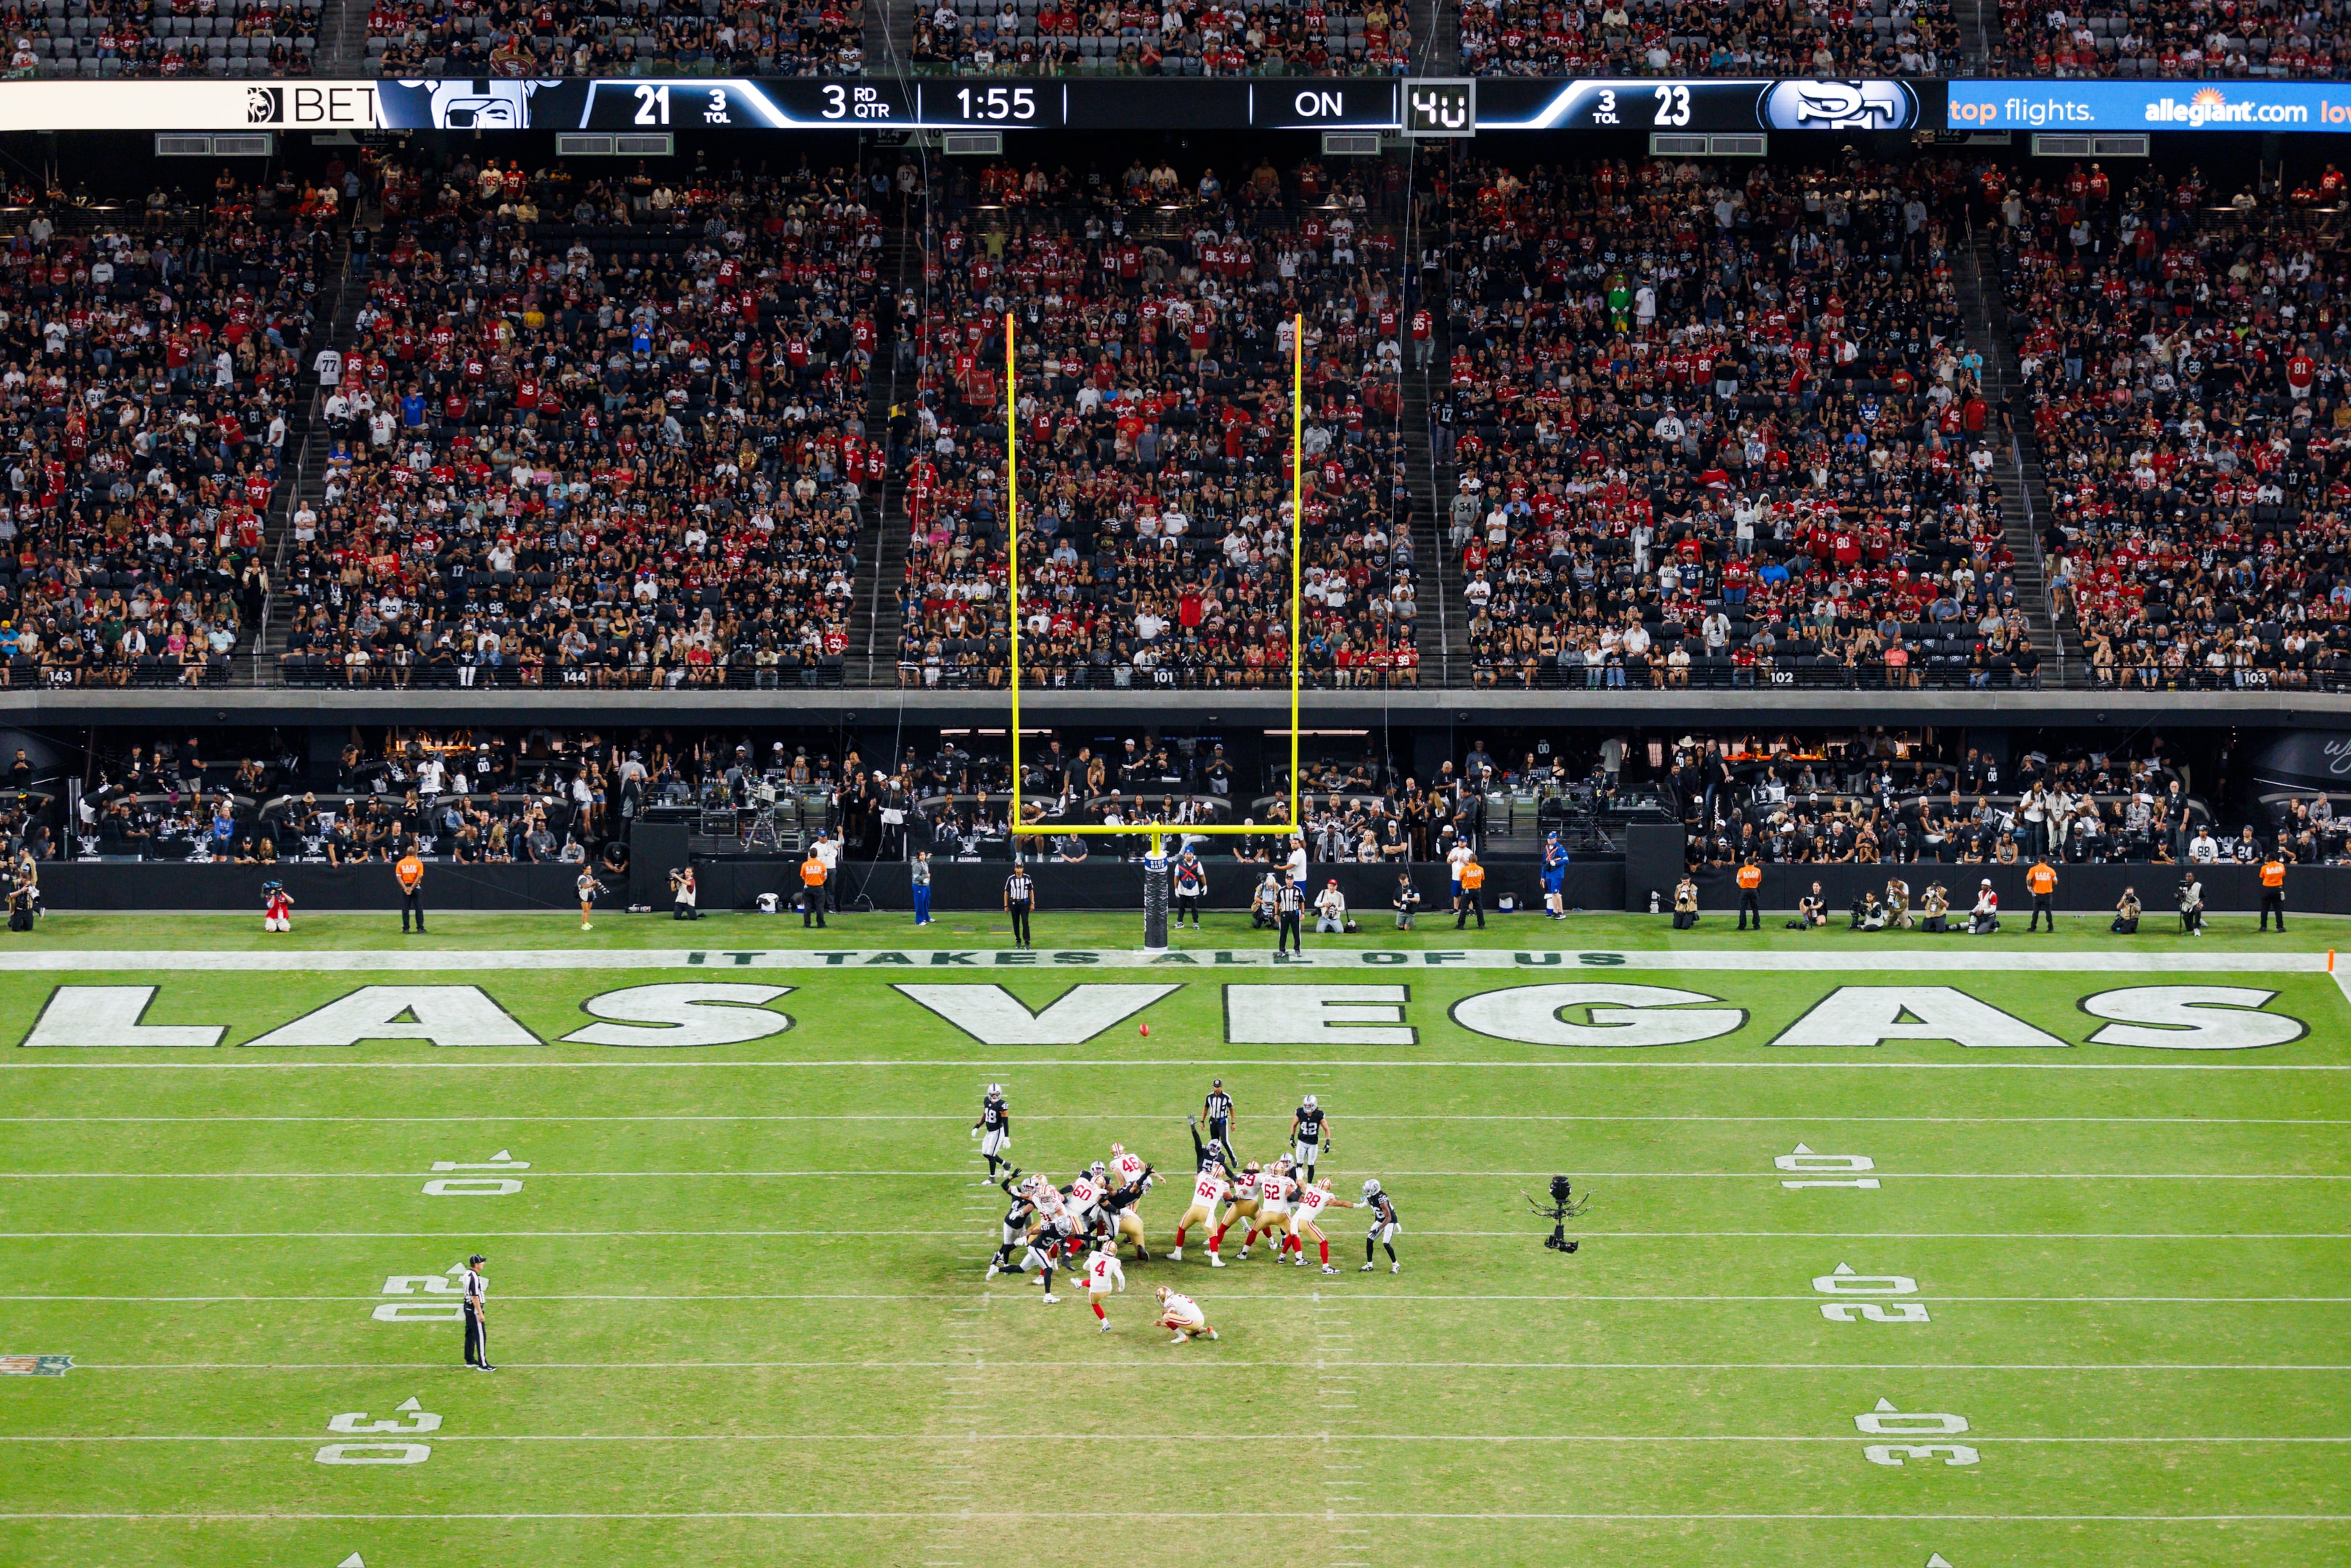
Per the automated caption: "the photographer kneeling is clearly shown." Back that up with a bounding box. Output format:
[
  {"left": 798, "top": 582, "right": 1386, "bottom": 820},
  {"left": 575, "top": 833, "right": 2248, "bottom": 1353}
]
[
  {"left": 1968, "top": 878, "right": 2000, "bottom": 936},
  {"left": 2111, "top": 886, "right": 2141, "bottom": 935},
  {"left": 1788, "top": 880, "right": 1828, "bottom": 931}
]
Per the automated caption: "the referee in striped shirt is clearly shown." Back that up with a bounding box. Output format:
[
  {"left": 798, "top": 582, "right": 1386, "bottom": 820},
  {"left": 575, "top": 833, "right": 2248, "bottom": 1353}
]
[
  {"left": 1004, "top": 867, "right": 1035, "bottom": 950},
  {"left": 462, "top": 1253, "right": 494, "bottom": 1371}
]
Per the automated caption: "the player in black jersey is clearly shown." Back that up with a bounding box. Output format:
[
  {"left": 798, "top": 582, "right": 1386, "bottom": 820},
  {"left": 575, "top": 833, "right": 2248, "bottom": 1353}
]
[
  {"left": 1289, "top": 1093, "right": 1330, "bottom": 1183},
  {"left": 984, "top": 1170, "right": 1038, "bottom": 1279},
  {"left": 972, "top": 1084, "right": 1011, "bottom": 1181},
  {"left": 1359, "top": 1177, "right": 1402, "bottom": 1273},
  {"left": 1100, "top": 1161, "right": 1156, "bottom": 1261},
  {"left": 1187, "top": 1114, "right": 1239, "bottom": 1175}
]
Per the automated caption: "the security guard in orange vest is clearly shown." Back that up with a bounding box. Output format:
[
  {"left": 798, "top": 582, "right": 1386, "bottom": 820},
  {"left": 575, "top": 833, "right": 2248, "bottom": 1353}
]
[
  {"left": 2026, "top": 856, "right": 2058, "bottom": 932},
  {"left": 2260, "top": 847, "right": 2289, "bottom": 932},
  {"left": 1455, "top": 853, "right": 1486, "bottom": 930},
  {"left": 1735, "top": 857, "right": 1763, "bottom": 930},
  {"left": 798, "top": 849, "right": 827, "bottom": 928},
  {"left": 396, "top": 846, "right": 426, "bottom": 934}
]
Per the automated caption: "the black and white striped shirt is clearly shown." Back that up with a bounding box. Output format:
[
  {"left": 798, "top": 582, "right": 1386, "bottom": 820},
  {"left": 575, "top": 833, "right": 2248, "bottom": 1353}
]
[
  {"left": 1276, "top": 883, "right": 1303, "bottom": 915},
  {"left": 462, "top": 1267, "right": 487, "bottom": 1307},
  {"left": 1006, "top": 872, "right": 1035, "bottom": 905},
  {"left": 1205, "top": 1090, "right": 1234, "bottom": 1123}
]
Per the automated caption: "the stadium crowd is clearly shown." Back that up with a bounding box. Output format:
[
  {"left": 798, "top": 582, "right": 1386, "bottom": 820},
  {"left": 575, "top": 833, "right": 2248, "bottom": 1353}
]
[
  {"left": 1994, "top": 161, "right": 2351, "bottom": 691},
  {"left": 278, "top": 150, "right": 885, "bottom": 689},
  {"left": 5, "top": 0, "right": 319, "bottom": 80},
  {"left": 908, "top": 0, "right": 1411, "bottom": 75},
  {"left": 1992, "top": 0, "right": 2351, "bottom": 78},
  {"left": 1459, "top": 0, "right": 1953, "bottom": 77},
  {"left": 1427, "top": 154, "right": 2041, "bottom": 690},
  {"left": 0, "top": 179, "right": 333, "bottom": 689},
  {"left": 364, "top": 0, "right": 863, "bottom": 76},
  {"left": 889, "top": 155, "right": 1423, "bottom": 691}
]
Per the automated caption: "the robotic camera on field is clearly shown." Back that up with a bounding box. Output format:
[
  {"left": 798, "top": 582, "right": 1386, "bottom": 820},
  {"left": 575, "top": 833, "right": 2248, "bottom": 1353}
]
[{"left": 1524, "top": 1175, "right": 1591, "bottom": 1254}]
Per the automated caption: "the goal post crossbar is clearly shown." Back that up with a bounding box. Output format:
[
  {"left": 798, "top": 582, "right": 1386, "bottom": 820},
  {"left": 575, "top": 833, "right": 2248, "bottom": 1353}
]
[{"left": 1006, "top": 310, "right": 1305, "bottom": 852}]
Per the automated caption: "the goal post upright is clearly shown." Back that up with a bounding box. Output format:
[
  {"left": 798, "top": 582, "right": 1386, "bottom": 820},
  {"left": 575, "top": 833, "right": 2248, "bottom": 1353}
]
[{"left": 1003, "top": 310, "right": 1305, "bottom": 854}]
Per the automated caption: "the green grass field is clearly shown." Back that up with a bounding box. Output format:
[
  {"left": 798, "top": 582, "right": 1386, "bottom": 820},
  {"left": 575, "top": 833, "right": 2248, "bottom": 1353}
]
[{"left": 2, "top": 910, "right": 2347, "bottom": 1567}]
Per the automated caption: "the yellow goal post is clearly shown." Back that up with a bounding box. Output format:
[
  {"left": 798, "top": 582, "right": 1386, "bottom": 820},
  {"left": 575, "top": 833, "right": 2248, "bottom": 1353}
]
[{"left": 1004, "top": 309, "right": 1305, "bottom": 857}]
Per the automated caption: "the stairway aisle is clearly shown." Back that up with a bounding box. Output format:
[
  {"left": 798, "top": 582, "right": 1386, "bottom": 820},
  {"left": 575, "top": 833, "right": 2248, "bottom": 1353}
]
[
  {"left": 250, "top": 231, "right": 364, "bottom": 684},
  {"left": 852, "top": 213, "right": 921, "bottom": 685},
  {"left": 1960, "top": 230, "right": 2068, "bottom": 682}
]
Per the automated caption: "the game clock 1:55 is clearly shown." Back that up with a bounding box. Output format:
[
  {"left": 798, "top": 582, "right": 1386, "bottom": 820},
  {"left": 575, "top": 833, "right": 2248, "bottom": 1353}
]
[{"left": 951, "top": 86, "right": 1038, "bottom": 122}]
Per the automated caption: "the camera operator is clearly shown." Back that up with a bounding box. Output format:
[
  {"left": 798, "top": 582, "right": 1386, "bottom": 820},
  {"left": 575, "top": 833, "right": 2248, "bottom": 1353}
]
[
  {"left": 1788, "top": 880, "right": 1827, "bottom": 930},
  {"left": 2111, "top": 886, "right": 2141, "bottom": 935},
  {"left": 1919, "top": 880, "right": 1950, "bottom": 933},
  {"left": 669, "top": 865, "right": 700, "bottom": 920},
  {"left": 1670, "top": 874, "right": 1698, "bottom": 930},
  {"left": 2177, "top": 872, "right": 2204, "bottom": 936}
]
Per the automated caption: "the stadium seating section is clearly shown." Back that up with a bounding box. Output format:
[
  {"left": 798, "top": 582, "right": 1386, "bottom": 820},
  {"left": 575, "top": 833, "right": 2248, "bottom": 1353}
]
[
  {"left": 1426, "top": 155, "right": 2040, "bottom": 690},
  {"left": 1995, "top": 161, "right": 2351, "bottom": 690},
  {"left": 908, "top": 0, "right": 1411, "bottom": 75},
  {"left": 0, "top": 182, "right": 330, "bottom": 687},
  {"left": 364, "top": 0, "right": 863, "bottom": 75},
  {"left": 1460, "top": 0, "right": 1955, "bottom": 77},
  {"left": 277, "top": 152, "right": 880, "bottom": 687},
  {"left": 7, "top": 0, "right": 319, "bottom": 78},
  {"left": 892, "top": 155, "right": 1421, "bottom": 690},
  {"left": 1992, "top": 0, "right": 2351, "bottom": 77}
]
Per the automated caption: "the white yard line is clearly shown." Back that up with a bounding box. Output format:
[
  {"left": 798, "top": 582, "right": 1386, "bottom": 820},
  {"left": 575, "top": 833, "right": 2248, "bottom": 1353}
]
[
  {"left": 11, "top": 1058, "right": 2348, "bottom": 1071},
  {"left": 8, "top": 1229, "right": 2344, "bottom": 1241},
  {"left": 0, "top": 948, "right": 2333, "bottom": 972},
  {"left": 20, "top": 1292, "right": 2351, "bottom": 1305},
  {"left": 5, "top": 1510, "right": 2345, "bottom": 1522},
  {"left": 70, "top": 1360, "right": 2351, "bottom": 1373},
  {"left": 2, "top": 1169, "right": 2344, "bottom": 1180},
  {"left": 8, "top": 1112, "right": 2344, "bottom": 1124},
  {"left": 4, "top": 1432, "right": 2348, "bottom": 1445}
]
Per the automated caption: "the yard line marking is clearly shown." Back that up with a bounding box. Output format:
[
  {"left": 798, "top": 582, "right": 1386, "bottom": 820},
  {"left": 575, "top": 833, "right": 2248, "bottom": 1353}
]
[
  {"left": 8, "top": 1113, "right": 2344, "bottom": 1125},
  {"left": 0, "top": 948, "right": 2329, "bottom": 973},
  {"left": 4, "top": 1170, "right": 2345, "bottom": 1181},
  {"left": 9, "top": 1060, "right": 2351, "bottom": 1073},
  {"left": 5, "top": 1433, "right": 2349, "bottom": 1445},
  {"left": 23, "top": 1292, "right": 2351, "bottom": 1305},
  {"left": 11, "top": 1230, "right": 2346, "bottom": 1241},
  {"left": 7, "top": 1511, "right": 2350, "bottom": 1522}
]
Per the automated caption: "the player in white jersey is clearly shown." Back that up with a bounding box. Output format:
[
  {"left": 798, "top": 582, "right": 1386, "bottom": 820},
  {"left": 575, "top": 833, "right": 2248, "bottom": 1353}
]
[
  {"left": 1082, "top": 1241, "right": 1126, "bottom": 1329},
  {"left": 1286, "top": 1176, "right": 1358, "bottom": 1273},
  {"left": 1109, "top": 1143, "right": 1148, "bottom": 1189},
  {"left": 1239, "top": 1160, "right": 1295, "bottom": 1261},
  {"left": 1207, "top": 1161, "right": 1261, "bottom": 1264},
  {"left": 1062, "top": 1169, "right": 1107, "bottom": 1241},
  {"left": 1102, "top": 1156, "right": 1156, "bottom": 1259},
  {"left": 1168, "top": 1162, "right": 1228, "bottom": 1262},
  {"left": 1154, "top": 1285, "right": 1218, "bottom": 1344}
]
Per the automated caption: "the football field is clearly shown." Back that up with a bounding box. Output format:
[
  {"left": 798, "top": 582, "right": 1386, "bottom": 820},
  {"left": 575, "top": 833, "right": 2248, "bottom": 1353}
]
[{"left": 3, "top": 910, "right": 2349, "bottom": 1568}]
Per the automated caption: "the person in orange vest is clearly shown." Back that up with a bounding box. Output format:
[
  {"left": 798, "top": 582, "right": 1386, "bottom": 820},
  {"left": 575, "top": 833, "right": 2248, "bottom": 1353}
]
[
  {"left": 1735, "top": 857, "right": 1763, "bottom": 930},
  {"left": 798, "top": 849, "right": 827, "bottom": 928},
  {"left": 2260, "top": 844, "right": 2289, "bottom": 931},
  {"left": 2026, "top": 855, "right": 2058, "bottom": 932},
  {"left": 1454, "top": 852, "right": 1486, "bottom": 930},
  {"left": 395, "top": 845, "right": 426, "bottom": 934}
]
